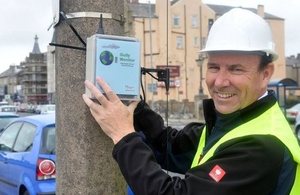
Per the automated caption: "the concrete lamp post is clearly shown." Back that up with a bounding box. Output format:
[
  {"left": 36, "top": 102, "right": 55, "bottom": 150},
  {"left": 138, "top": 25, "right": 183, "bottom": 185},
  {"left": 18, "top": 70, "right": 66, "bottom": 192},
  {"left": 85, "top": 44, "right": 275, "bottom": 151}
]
[
  {"left": 195, "top": 54, "right": 206, "bottom": 95},
  {"left": 194, "top": 53, "right": 207, "bottom": 121}
]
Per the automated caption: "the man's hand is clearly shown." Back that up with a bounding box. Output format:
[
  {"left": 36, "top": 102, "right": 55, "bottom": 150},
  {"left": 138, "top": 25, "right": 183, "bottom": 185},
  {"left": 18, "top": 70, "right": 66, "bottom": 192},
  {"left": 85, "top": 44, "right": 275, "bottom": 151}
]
[{"left": 82, "top": 77, "right": 139, "bottom": 144}]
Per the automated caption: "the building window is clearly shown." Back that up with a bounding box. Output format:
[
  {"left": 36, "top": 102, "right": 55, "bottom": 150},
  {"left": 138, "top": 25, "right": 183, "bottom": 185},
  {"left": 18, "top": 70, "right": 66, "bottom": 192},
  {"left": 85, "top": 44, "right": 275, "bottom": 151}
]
[
  {"left": 201, "top": 37, "right": 207, "bottom": 49},
  {"left": 208, "top": 19, "right": 214, "bottom": 31},
  {"left": 193, "top": 37, "right": 199, "bottom": 48},
  {"left": 191, "top": 15, "right": 198, "bottom": 28},
  {"left": 176, "top": 36, "right": 184, "bottom": 49},
  {"left": 173, "top": 15, "right": 180, "bottom": 27}
]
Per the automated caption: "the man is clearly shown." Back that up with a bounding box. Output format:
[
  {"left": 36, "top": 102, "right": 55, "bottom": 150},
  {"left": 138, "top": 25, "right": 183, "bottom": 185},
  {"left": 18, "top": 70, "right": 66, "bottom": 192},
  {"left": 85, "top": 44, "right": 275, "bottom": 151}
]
[{"left": 83, "top": 8, "right": 300, "bottom": 195}]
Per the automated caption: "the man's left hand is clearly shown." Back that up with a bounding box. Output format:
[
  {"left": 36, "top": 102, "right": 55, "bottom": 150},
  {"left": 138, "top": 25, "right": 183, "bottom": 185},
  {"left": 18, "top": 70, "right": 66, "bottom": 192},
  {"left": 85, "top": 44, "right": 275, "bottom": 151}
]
[{"left": 82, "top": 77, "right": 138, "bottom": 144}]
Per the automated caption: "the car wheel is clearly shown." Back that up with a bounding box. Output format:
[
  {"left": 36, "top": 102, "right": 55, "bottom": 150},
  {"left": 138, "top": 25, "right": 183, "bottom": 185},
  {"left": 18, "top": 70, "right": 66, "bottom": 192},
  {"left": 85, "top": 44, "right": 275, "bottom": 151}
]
[{"left": 21, "top": 189, "right": 29, "bottom": 195}]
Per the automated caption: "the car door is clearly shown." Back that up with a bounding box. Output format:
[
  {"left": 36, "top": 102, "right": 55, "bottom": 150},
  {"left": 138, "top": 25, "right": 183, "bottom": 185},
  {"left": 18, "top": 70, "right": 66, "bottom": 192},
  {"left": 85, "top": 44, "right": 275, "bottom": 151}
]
[
  {"left": 7, "top": 122, "right": 36, "bottom": 192},
  {"left": 0, "top": 122, "right": 23, "bottom": 194}
]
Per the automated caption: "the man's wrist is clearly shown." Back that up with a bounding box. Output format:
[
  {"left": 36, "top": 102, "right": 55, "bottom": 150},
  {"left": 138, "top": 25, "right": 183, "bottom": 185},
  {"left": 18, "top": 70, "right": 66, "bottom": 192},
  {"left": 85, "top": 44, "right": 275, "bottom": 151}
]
[{"left": 112, "top": 129, "right": 135, "bottom": 144}]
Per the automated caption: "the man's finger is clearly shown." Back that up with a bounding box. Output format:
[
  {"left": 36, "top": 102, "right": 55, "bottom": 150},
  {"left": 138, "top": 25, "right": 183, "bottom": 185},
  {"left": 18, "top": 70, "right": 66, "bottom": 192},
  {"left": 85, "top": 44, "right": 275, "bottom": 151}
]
[
  {"left": 85, "top": 80, "right": 108, "bottom": 106},
  {"left": 82, "top": 94, "right": 100, "bottom": 113},
  {"left": 96, "top": 77, "right": 119, "bottom": 102}
]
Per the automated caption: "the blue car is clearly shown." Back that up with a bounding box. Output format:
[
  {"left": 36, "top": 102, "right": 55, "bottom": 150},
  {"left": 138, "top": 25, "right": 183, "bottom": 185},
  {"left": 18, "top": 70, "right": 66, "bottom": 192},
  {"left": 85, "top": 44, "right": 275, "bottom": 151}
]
[
  {"left": 0, "top": 112, "right": 19, "bottom": 132},
  {"left": 0, "top": 114, "right": 55, "bottom": 195}
]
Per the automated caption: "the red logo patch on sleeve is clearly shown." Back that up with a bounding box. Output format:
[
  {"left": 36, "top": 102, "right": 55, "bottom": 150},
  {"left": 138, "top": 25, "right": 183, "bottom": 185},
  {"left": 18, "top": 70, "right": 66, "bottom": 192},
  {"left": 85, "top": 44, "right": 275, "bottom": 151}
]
[{"left": 209, "top": 165, "right": 226, "bottom": 182}]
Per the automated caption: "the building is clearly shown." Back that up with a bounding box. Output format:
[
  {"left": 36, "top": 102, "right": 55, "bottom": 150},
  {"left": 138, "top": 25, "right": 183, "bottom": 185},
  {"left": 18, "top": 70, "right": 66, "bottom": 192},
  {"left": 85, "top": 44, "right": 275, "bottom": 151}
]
[
  {"left": 286, "top": 54, "right": 300, "bottom": 96},
  {"left": 18, "top": 35, "right": 48, "bottom": 104},
  {"left": 286, "top": 54, "right": 300, "bottom": 87},
  {"left": 0, "top": 65, "right": 20, "bottom": 102},
  {"left": 128, "top": 0, "right": 286, "bottom": 107},
  {"left": 0, "top": 1, "right": 286, "bottom": 114}
]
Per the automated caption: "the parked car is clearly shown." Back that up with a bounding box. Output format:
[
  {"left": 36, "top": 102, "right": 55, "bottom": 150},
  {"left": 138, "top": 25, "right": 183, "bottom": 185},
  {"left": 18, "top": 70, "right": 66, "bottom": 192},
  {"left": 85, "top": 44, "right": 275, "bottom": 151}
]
[
  {"left": 39, "top": 104, "right": 56, "bottom": 115},
  {"left": 285, "top": 103, "right": 300, "bottom": 122},
  {"left": 294, "top": 113, "right": 300, "bottom": 141},
  {"left": 0, "top": 112, "right": 19, "bottom": 132},
  {"left": 0, "top": 105, "right": 18, "bottom": 114},
  {"left": 0, "top": 101, "right": 9, "bottom": 106},
  {"left": 0, "top": 114, "right": 55, "bottom": 195},
  {"left": 17, "top": 103, "right": 28, "bottom": 113}
]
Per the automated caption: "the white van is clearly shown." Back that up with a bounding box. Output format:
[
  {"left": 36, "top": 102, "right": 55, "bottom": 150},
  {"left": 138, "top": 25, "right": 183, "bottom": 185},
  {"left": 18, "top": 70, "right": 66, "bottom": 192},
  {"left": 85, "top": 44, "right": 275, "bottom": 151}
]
[
  {"left": 0, "top": 105, "right": 18, "bottom": 114},
  {"left": 0, "top": 101, "right": 9, "bottom": 106},
  {"left": 39, "top": 104, "right": 56, "bottom": 114}
]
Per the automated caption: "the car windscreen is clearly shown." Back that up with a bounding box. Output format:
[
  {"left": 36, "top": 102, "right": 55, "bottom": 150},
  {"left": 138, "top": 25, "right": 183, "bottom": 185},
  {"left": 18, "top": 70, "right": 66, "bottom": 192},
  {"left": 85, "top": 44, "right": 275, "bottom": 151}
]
[
  {"left": 40, "top": 126, "right": 55, "bottom": 154},
  {"left": 0, "top": 116, "right": 19, "bottom": 129}
]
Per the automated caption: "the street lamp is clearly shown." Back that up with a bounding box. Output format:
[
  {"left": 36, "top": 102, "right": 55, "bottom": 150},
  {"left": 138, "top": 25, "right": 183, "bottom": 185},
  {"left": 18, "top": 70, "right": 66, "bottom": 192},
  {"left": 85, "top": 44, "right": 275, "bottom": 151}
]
[
  {"left": 195, "top": 54, "right": 206, "bottom": 94},
  {"left": 292, "top": 63, "right": 300, "bottom": 85}
]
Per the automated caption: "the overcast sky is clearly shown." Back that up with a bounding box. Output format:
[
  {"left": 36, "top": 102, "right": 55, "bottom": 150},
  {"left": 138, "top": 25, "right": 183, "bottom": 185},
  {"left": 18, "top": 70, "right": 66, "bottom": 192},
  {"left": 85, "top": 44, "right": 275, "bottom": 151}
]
[{"left": 0, "top": 0, "right": 299, "bottom": 73}]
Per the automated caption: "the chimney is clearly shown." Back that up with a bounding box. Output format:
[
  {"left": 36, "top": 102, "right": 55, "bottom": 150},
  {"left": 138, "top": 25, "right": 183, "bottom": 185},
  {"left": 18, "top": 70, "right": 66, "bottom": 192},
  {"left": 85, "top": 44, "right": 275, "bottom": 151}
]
[{"left": 257, "top": 5, "right": 264, "bottom": 17}]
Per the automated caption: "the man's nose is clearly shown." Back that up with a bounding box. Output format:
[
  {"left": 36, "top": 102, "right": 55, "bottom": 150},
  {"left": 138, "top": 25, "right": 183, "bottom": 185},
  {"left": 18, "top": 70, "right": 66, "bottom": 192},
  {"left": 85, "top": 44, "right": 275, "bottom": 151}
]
[{"left": 214, "top": 70, "right": 230, "bottom": 87}]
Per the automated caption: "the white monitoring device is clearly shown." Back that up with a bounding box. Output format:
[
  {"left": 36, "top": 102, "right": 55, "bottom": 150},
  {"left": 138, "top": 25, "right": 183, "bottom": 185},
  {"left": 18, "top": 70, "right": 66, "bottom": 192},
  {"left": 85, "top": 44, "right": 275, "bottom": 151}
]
[{"left": 86, "top": 34, "right": 141, "bottom": 100}]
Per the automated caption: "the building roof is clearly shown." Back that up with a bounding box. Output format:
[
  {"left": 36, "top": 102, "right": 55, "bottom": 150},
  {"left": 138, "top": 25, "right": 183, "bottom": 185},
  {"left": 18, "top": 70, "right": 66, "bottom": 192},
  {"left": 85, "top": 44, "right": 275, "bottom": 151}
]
[
  {"left": 206, "top": 4, "right": 284, "bottom": 20},
  {"left": 32, "top": 35, "right": 41, "bottom": 54},
  {"left": 128, "top": 2, "right": 283, "bottom": 21},
  {"left": 0, "top": 66, "right": 19, "bottom": 78},
  {"left": 128, "top": 3, "right": 157, "bottom": 18},
  {"left": 286, "top": 54, "right": 300, "bottom": 67}
]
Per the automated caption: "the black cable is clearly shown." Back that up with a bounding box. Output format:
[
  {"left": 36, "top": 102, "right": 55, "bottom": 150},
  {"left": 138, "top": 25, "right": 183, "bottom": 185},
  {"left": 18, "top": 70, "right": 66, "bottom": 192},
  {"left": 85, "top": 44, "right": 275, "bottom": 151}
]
[
  {"left": 165, "top": 0, "right": 170, "bottom": 175},
  {"left": 59, "top": 11, "right": 87, "bottom": 47},
  {"left": 140, "top": 73, "right": 146, "bottom": 102},
  {"left": 49, "top": 43, "right": 86, "bottom": 51},
  {"left": 97, "top": 14, "right": 105, "bottom": 34},
  {"left": 146, "top": 72, "right": 159, "bottom": 80}
]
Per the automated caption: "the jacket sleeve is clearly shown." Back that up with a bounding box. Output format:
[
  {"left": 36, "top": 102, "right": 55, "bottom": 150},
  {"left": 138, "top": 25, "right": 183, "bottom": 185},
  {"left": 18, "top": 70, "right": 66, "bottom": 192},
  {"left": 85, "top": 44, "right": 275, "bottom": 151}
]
[
  {"left": 112, "top": 134, "right": 285, "bottom": 195},
  {"left": 133, "top": 101, "right": 204, "bottom": 173},
  {"left": 133, "top": 100, "right": 165, "bottom": 140}
]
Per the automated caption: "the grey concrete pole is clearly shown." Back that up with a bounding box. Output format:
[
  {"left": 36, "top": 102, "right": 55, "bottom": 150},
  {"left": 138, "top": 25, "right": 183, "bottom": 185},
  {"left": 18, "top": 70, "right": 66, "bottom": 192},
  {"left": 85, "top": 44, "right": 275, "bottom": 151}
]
[{"left": 55, "top": 0, "right": 127, "bottom": 194}]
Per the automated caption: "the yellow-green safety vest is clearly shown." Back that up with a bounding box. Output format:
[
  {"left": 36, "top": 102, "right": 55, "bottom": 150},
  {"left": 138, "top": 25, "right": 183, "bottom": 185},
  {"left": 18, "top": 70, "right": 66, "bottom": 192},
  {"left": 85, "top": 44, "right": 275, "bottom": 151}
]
[{"left": 191, "top": 103, "right": 300, "bottom": 195}]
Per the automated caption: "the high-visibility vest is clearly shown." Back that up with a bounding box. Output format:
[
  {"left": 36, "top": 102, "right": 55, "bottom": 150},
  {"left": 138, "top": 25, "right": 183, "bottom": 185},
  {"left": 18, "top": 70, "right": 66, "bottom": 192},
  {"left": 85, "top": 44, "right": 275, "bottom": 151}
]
[{"left": 191, "top": 103, "right": 300, "bottom": 195}]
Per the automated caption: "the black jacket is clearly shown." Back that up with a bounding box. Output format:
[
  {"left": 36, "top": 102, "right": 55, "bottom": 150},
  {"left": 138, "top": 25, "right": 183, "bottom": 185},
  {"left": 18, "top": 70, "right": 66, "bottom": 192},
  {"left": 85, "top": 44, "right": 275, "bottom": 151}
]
[{"left": 112, "top": 92, "right": 296, "bottom": 195}]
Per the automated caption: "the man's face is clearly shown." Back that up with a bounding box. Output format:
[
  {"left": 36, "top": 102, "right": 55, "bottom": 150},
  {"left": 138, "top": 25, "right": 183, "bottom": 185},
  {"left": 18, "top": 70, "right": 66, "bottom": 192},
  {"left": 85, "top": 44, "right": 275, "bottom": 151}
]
[{"left": 205, "top": 52, "right": 273, "bottom": 114}]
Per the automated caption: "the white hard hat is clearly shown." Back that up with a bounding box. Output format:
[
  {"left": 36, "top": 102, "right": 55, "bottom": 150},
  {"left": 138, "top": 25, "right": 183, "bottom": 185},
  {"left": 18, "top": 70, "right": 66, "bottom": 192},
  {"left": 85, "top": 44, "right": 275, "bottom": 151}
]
[{"left": 201, "top": 8, "right": 278, "bottom": 61}]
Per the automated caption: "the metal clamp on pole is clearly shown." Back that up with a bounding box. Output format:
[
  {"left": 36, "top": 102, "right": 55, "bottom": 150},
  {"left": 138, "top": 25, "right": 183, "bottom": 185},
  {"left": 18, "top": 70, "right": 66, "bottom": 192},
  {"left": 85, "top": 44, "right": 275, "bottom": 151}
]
[
  {"left": 141, "top": 67, "right": 170, "bottom": 92},
  {"left": 49, "top": 11, "right": 125, "bottom": 51},
  {"left": 49, "top": 11, "right": 87, "bottom": 51},
  {"left": 65, "top": 12, "right": 125, "bottom": 24}
]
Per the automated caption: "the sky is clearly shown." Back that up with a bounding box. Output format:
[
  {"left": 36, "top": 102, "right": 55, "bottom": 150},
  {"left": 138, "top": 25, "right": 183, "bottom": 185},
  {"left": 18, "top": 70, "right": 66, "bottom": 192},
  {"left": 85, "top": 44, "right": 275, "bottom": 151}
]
[
  {"left": 0, "top": 0, "right": 53, "bottom": 73},
  {"left": 0, "top": 0, "right": 299, "bottom": 73}
]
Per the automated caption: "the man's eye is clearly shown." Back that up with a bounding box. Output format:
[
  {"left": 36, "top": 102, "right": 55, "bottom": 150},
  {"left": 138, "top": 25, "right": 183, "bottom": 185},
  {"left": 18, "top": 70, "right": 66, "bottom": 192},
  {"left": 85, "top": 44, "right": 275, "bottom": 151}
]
[
  {"left": 230, "top": 67, "right": 244, "bottom": 74},
  {"left": 208, "top": 66, "right": 219, "bottom": 72}
]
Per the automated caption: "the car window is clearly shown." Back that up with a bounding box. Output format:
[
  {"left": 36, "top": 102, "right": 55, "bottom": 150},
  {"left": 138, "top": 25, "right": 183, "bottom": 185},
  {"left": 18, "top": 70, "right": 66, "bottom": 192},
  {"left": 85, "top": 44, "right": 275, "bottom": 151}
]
[
  {"left": 41, "top": 126, "right": 55, "bottom": 154},
  {"left": 0, "top": 122, "right": 23, "bottom": 151},
  {"left": 13, "top": 122, "right": 36, "bottom": 152}
]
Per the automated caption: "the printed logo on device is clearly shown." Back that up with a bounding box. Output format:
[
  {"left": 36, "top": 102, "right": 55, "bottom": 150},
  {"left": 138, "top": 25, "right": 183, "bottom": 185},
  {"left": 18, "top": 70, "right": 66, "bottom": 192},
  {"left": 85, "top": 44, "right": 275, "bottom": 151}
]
[
  {"left": 209, "top": 165, "right": 226, "bottom": 182},
  {"left": 100, "top": 50, "right": 114, "bottom": 65}
]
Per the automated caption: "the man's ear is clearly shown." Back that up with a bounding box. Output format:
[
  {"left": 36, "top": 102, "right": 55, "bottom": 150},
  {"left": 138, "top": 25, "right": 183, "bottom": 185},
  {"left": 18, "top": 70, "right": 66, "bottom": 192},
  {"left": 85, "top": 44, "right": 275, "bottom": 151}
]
[{"left": 263, "top": 63, "right": 274, "bottom": 81}]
